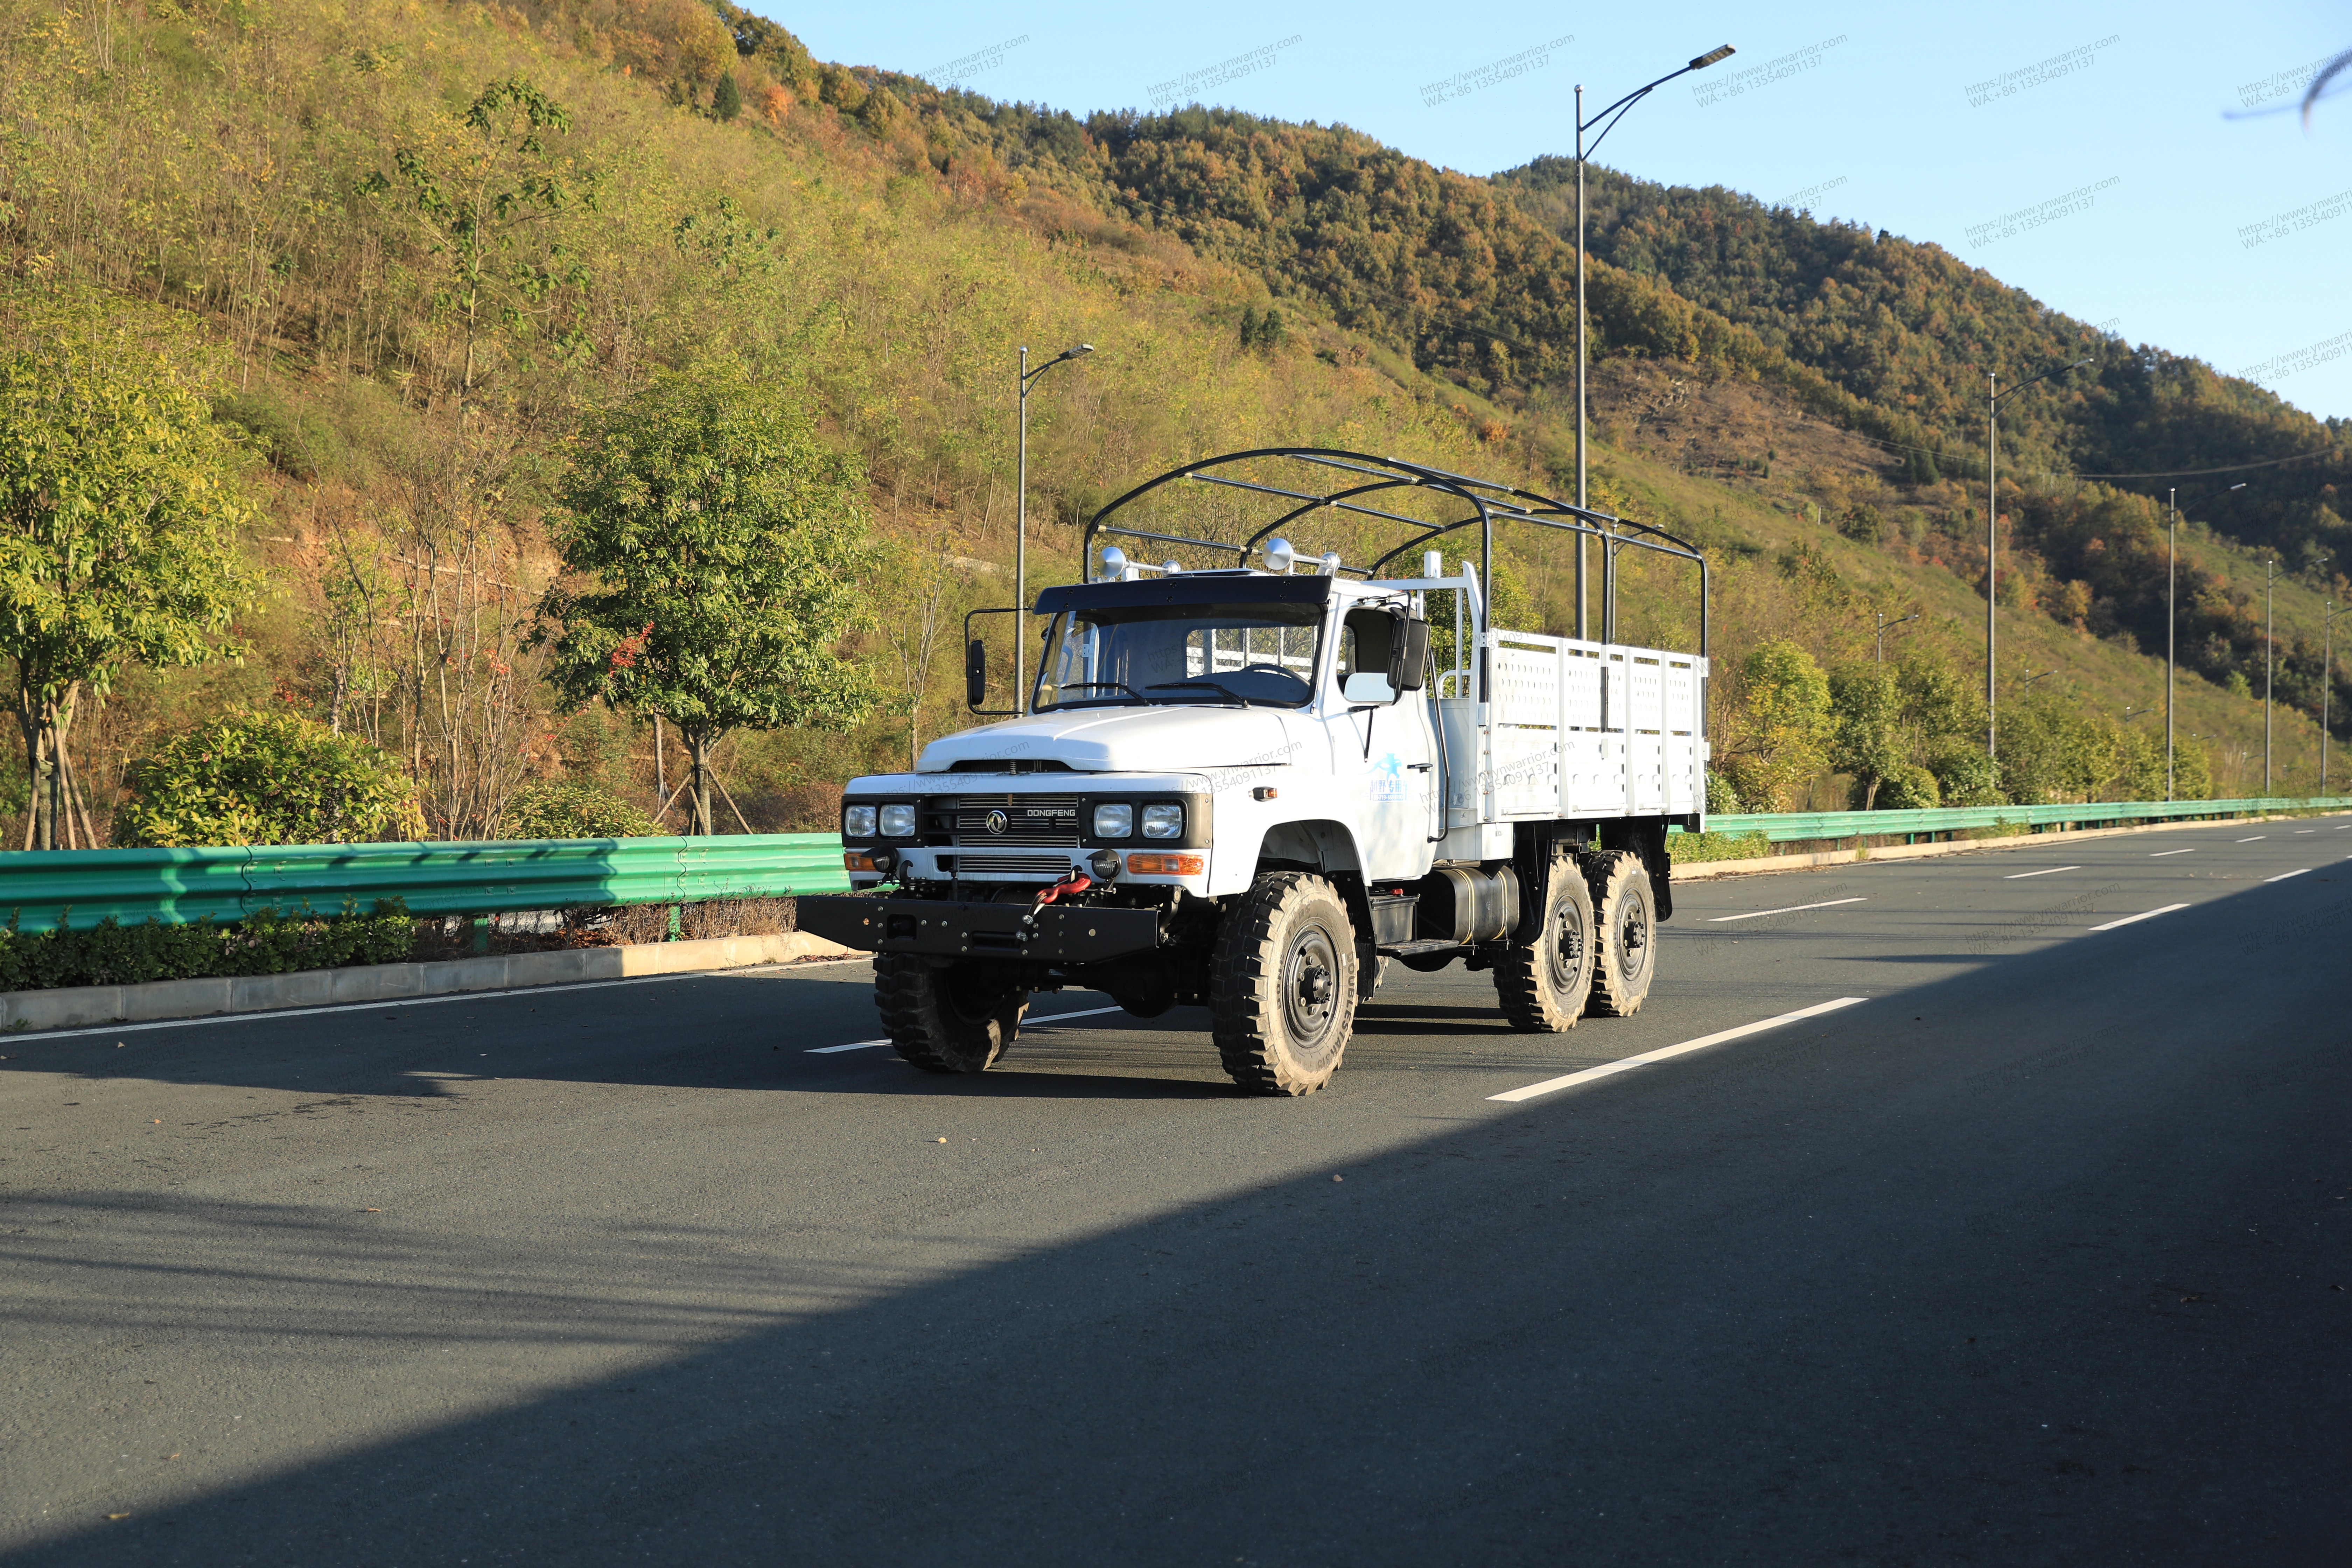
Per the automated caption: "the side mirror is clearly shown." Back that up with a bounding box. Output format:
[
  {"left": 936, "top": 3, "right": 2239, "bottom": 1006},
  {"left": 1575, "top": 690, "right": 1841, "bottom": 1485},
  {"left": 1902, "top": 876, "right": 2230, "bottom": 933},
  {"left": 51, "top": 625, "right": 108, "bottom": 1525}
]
[
  {"left": 1392, "top": 618, "right": 1431, "bottom": 692},
  {"left": 965, "top": 638, "right": 988, "bottom": 709}
]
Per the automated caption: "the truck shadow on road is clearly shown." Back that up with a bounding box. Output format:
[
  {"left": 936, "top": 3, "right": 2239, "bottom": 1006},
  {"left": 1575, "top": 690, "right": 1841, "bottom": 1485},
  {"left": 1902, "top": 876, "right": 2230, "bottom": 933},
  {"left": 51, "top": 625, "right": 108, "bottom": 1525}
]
[{"left": 6, "top": 880, "right": 2350, "bottom": 1566}]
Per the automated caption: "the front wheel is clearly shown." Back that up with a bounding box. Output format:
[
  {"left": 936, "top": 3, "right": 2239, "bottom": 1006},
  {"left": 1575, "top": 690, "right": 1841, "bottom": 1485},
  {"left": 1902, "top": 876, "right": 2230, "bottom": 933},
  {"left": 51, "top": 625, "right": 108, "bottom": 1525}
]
[
  {"left": 1210, "top": 873, "right": 1359, "bottom": 1096},
  {"left": 1494, "top": 853, "right": 1597, "bottom": 1031},
  {"left": 1584, "top": 852, "right": 1657, "bottom": 1017},
  {"left": 875, "top": 952, "right": 1029, "bottom": 1073}
]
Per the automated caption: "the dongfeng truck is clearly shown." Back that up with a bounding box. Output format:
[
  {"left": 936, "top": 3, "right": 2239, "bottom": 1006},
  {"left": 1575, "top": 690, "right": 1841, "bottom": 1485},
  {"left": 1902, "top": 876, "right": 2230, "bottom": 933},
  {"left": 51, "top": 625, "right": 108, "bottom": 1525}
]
[{"left": 798, "top": 448, "right": 1710, "bottom": 1094}]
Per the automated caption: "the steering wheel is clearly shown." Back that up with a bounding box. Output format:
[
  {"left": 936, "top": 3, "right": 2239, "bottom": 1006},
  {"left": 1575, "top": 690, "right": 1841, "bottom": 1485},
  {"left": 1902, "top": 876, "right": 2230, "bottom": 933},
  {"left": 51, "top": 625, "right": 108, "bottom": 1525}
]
[{"left": 1233, "top": 662, "right": 1308, "bottom": 688}]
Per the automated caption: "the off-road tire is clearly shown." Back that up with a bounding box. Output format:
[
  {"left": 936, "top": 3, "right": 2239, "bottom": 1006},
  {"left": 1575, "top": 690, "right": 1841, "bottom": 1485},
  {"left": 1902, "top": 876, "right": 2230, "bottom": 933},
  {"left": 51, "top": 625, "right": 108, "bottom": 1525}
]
[
  {"left": 1584, "top": 851, "right": 1657, "bottom": 1017},
  {"left": 1210, "top": 873, "right": 1359, "bottom": 1096},
  {"left": 875, "top": 951, "right": 1029, "bottom": 1073},
  {"left": 1494, "top": 853, "right": 1597, "bottom": 1031}
]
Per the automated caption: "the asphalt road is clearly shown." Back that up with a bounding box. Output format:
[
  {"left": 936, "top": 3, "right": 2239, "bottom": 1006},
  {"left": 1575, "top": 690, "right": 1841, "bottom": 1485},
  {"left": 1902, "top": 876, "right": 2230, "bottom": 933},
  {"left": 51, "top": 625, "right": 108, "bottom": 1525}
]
[{"left": 4, "top": 819, "right": 2349, "bottom": 1566}]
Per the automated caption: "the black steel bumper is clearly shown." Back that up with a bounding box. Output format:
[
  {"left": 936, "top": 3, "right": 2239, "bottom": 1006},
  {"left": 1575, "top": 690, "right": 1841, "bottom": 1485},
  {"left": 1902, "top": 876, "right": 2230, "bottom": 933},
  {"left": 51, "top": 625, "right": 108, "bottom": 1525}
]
[{"left": 797, "top": 895, "right": 1164, "bottom": 963}]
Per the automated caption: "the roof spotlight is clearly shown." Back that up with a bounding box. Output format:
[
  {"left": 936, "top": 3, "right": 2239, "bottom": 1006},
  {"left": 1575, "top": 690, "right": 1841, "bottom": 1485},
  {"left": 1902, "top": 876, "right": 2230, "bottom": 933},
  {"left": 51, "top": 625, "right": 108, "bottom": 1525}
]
[{"left": 1262, "top": 537, "right": 1295, "bottom": 574}]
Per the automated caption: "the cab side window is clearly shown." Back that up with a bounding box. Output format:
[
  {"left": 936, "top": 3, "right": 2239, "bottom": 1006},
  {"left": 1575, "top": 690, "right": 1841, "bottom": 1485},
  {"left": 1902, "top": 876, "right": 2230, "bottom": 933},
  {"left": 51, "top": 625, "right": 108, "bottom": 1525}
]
[{"left": 1338, "top": 609, "right": 1398, "bottom": 702}]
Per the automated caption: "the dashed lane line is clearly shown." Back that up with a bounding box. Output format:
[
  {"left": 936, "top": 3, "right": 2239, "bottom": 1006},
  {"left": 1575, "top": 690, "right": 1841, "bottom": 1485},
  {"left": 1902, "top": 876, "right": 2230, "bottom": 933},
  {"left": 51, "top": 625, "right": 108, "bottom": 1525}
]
[
  {"left": 1488, "top": 998, "right": 1870, "bottom": 1104},
  {"left": 1707, "top": 897, "right": 1867, "bottom": 923},
  {"left": 2087, "top": 903, "right": 2190, "bottom": 933},
  {"left": 2264, "top": 869, "right": 2310, "bottom": 883},
  {"left": 2238, "top": 835, "right": 2267, "bottom": 842},
  {"left": 2151, "top": 848, "right": 2196, "bottom": 857},
  {"left": 2006, "top": 866, "right": 2081, "bottom": 878}
]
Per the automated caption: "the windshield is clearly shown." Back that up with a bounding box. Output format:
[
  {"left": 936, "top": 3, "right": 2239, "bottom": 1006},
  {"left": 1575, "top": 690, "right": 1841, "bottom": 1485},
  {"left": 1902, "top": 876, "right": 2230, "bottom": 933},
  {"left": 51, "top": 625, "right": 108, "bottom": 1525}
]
[{"left": 1035, "top": 601, "right": 1324, "bottom": 709}]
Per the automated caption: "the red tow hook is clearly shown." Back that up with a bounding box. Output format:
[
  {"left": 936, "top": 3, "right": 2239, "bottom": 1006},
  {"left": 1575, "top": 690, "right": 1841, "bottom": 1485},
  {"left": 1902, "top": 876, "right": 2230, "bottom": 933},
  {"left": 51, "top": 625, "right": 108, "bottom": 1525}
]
[{"left": 1017, "top": 873, "right": 1092, "bottom": 940}]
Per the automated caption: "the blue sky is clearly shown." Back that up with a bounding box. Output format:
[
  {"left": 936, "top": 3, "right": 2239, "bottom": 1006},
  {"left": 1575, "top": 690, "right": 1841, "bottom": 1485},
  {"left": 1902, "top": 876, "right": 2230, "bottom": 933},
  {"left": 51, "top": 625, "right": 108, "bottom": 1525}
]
[{"left": 785, "top": 1, "right": 2352, "bottom": 424}]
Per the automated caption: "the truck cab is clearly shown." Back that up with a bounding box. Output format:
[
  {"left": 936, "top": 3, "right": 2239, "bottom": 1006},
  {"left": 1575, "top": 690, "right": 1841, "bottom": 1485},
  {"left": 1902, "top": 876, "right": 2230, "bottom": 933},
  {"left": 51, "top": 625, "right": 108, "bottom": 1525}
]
[{"left": 798, "top": 448, "right": 1710, "bottom": 1095}]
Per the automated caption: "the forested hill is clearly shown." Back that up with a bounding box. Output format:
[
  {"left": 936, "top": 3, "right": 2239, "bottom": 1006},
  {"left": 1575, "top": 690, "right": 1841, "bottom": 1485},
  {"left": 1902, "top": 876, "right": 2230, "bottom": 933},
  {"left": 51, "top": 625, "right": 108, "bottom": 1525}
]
[
  {"left": 872, "top": 85, "right": 2346, "bottom": 573},
  {"left": 1498, "top": 159, "right": 2348, "bottom": 570}
]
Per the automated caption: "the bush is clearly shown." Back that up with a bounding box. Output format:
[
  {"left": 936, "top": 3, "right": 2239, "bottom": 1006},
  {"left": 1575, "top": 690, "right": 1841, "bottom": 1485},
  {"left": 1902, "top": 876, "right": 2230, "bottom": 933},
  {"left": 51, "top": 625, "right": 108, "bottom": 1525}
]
[
  {"left": 1929, "top": 746, "right": 2004, "bottom": 807},
  {"left": 1705, "top": 768, "right": 1743, "bottom": 814},
  {"left": 0, "top": 899, "right": 414, "bottom": 991},
  {"left": 113, "top": 712, "right": 427, "bottom": 847},
  {"left": 1874, "top": 762, "right": 1941, "bottom": 810},
  {"left": 500, "top": 782, "right": 663, "bottom": 840}
]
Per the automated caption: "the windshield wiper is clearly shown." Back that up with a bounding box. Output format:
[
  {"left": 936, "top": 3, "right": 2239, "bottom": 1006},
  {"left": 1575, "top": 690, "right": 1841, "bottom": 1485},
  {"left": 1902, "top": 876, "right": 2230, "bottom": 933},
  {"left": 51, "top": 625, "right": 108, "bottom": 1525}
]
[{"left": 1143, "top": 679, "right": 1254, "bottom": 708}]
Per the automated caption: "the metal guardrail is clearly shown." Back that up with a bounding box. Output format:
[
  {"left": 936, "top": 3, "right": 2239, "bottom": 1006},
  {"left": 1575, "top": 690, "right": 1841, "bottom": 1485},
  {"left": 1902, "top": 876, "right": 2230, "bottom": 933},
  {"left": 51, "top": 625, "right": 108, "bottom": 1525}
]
[
  {"left": 3, "top": 796, "right": 2345, "bottom": 932},
  {"left": 1692, "top": 796, "right": 2352, "bottom": 844},
  {"left": 0, "top": 835, "right": 850, "bottom": 932}
]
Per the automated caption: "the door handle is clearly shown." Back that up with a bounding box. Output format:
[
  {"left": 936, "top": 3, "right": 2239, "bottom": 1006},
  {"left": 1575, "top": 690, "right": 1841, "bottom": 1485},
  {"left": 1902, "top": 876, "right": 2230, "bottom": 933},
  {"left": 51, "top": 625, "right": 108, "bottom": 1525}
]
[{"left": 1406, "top": 763, "right": 1433, "bottom": 771}]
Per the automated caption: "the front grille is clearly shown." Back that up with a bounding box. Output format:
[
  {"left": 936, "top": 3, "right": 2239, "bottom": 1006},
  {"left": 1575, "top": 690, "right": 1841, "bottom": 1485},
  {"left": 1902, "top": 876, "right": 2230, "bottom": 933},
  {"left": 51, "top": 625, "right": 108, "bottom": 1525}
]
[
  {"left": 949, "top": 793, "right": 1082, "bottom": 847},
  {"left": 943, "top": 853, "right": 1077, "bottom": 877}
]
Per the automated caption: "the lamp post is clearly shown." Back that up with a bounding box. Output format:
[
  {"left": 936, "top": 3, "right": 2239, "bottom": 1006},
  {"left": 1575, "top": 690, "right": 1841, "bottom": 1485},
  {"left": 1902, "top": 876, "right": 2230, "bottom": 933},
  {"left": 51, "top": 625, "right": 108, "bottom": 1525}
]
[
  {"left": 1016, "top": 342, "right": 1093, "bottom": 715},
  {"left": 1874, "top": 610, "right": 1919, "bottom": 665},
  {"left": 1985, "top": 356, "right": 2095, "bottom": 764},
  {"left": 2324, "top": 596, "right": 2343, "bottom": 793},
  {"left": 1574, "top": 42, "right": 1734, "bottom": 639},
  {"left": 2263, "top": 555, "right": 2276, "bottom": 796},
  {"left": 2164, "top": 482, "right": 2245, "bottom": 799}
]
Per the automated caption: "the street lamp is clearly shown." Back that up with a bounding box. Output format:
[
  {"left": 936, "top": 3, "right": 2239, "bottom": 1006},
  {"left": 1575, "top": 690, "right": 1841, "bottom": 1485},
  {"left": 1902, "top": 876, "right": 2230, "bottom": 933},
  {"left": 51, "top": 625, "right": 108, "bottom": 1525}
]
[
  {"left": 2264, "top": 555, "right": 2277, "bottom": 796},
  {"left": 2164, "top": 482, "right": 2245, "bottom": 800},
  {"left": 2019, "top": 666, "right": 2057, "bottom": 695},
  {"left": 1574, "top": 43, "right": 1734, "bottom": 639},
  {"left": 1874, "top": 609, "right": 1920, "bottom": 665},
  {"left": 2324, "top": 595, "right": 2343, "bottom": 793},
  {"left": 1986, "top": 356, "right": 2095, "bottom": 763},
  {"left": 1016, "top": 342, "right": 1093, "bottom": 715}
]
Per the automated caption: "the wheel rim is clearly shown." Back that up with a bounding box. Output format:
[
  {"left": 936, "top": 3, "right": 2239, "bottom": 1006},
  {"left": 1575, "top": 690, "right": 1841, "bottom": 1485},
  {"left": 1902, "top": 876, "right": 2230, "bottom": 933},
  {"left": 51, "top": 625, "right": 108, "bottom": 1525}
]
[
  {"left": 943, "top": 967, "right": 1015, "bottom": 1024},
  {"left": 1616, "top": 892, "right": 1651, "bottom": 980},
  {"left": 1547, "top": 894, "right": 1587, "bottom": 993},
  {"left": 1281, "top": 921, "right": 1342, "bottom": 1050}
]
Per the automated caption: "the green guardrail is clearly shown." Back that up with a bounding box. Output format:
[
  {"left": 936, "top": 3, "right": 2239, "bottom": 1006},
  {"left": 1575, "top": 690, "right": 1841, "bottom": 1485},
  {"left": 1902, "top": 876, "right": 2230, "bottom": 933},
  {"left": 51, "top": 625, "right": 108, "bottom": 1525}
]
[
  {"left": 0, "top": 834, "right": 850, "bottom": 932},
  {"left": 1690, "top": 795, "right": 2352, "bottom": 844},
  {"left": 2, "top": 797, "right": 2345, "bottom": 932}
]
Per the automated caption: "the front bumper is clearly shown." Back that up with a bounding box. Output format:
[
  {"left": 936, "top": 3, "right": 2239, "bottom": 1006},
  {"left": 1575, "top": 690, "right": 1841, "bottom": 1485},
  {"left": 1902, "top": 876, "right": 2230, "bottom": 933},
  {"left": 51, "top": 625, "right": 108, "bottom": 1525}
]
[{"left": 797, "top": 895, "right": 1164, "bottom": 963}]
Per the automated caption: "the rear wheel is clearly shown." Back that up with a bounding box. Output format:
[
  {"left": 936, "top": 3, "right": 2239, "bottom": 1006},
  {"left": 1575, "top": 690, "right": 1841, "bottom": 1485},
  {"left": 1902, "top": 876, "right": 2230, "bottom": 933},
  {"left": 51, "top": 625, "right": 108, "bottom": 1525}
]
[
  {"left": 1210, "top": 873, "right": 1359, "bottom": 1096},
  {"left": 875, "top": 952, "right": 1029, "bottom": 1073},
  {"left": 1494, "top": 853, "right": 1597, "bottom": 1031},
  {"left": 1584, "top": 852, "right": 1657, "bottom": 1017}
]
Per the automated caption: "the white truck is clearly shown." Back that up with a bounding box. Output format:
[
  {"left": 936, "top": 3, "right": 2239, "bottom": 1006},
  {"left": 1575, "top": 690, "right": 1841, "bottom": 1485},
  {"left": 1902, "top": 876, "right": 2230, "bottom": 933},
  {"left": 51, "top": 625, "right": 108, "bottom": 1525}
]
[{"left": 798, "top": 448, "right": 1712, "bottom": 1094}]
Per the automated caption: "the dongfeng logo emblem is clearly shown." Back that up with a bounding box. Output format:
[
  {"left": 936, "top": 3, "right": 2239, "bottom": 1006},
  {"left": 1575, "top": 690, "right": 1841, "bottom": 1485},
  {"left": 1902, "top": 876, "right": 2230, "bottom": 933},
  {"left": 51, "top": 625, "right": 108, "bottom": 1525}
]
[{"left": 985, "top": 810, "right": 1009, "bottom": 835}]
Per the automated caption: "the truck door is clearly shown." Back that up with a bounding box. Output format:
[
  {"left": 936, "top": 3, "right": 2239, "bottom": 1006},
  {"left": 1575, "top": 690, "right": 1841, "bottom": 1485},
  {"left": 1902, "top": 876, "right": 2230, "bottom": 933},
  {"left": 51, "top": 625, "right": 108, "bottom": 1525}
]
[{"left": 1334, "top": 605, "right": 1436, "bottom": 882}]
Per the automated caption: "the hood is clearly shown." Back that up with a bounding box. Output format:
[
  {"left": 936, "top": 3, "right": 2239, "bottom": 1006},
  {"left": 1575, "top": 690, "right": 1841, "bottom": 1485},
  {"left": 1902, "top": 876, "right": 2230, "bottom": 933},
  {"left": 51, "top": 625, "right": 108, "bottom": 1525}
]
[{"left": 918, "top": 705, "right": 1302, "bottom": 775}]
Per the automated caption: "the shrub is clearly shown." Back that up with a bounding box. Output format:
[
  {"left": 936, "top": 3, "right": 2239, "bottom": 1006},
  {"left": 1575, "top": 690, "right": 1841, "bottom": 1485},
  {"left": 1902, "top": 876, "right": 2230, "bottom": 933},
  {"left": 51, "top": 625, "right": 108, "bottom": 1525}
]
[
  {"left": 501, "top": 782, "right": 663, "bottom": 840},
  {"left": 113, "top": 712, "right": 427, "bottom": 847},
  {"left": 1929, "top": 746, "right": 2004, "bottom": 807},
  {"left": 0, "top": 899, "right": 414, "bottom": 991},
  {"left": 1874, "top": 762, "right": 1941, "bottom": 810}
]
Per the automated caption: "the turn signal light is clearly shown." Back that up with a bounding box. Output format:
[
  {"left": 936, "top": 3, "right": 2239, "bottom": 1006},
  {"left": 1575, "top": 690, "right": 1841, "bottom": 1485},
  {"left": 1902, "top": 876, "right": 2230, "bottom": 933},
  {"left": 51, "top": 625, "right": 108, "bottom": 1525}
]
[
  {"left": 1126, "top": 852, "right": 1205, "bottom": 876},
  {"left": 844, "top": 852, "right": 877, "bottom": 872}
]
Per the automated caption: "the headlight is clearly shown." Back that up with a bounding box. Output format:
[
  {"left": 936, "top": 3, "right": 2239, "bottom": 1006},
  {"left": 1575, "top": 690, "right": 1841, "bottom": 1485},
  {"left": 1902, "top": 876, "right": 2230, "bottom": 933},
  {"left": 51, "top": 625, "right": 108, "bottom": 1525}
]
[
  {"left": 843, "top": 805, "right": 877, "bottom": 838},
  {"left": 1092, "top": 802, "right": 1133, "bottom": 838},
  {"left": 1141, "top": 803, "right": 1184, "bottom": 840},
  {"left": 879, "top": 803, "right": 918, "bottom": 838}
]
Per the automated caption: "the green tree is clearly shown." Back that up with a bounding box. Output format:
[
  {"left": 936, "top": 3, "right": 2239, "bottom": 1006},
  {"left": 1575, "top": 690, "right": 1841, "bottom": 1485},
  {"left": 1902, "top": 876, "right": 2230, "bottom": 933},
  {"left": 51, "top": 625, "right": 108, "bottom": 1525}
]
[
  {"left": 712, "top": 72, "right": 743, "bottom": 122},
  {"left": 363, "top": 77, "right": 593, "bottom": 416},
  {"left": 1719, "top": 639, "right": 1831, "bottom": 811},
  {"left": 538, "top": 370, "right": 876, "bottom": 834},
  {"left": 1827, "top": 661, "right": 1903, "bottom": 808},
  {"left": 0, "top": 318, "right": 256, "bottom": 849},
  {"left": 113, "top": 712, "right": 427, "bottom": 847}
]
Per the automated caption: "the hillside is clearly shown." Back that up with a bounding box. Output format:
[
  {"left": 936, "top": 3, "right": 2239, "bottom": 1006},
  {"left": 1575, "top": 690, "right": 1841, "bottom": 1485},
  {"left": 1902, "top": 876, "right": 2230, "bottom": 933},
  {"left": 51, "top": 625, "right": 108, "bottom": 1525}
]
[{"left": 0, "top": 0, "right": 2335, "bottom": 846}]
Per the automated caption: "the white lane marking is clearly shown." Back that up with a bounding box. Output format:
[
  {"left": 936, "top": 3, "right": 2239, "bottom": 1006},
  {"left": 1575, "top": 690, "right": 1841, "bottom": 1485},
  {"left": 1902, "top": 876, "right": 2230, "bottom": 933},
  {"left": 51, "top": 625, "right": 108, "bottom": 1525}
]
[
  {"left": 2237, "top": 835, "right": 2266, "bottom": 842},
  {"left": 1707, "top": 897, "right": 1867, "bottom": 923},
  {"left": 1488, "top": 997, "right": 1870, "bottom": 1104},
  {"left": 2005, "top": 866, "right": 2081, "bottom": 879},
  {"left": 2087, "top": 903, "right": 2190, "bottom": 932},
  {"left": 806, "top": 1004, "right": 1126, "bottom": 1054},
  {"left": 0, "top": 965, "right": 864, "bottom": 1043},
  {"left": 2150, "top": 848, "right": 2196, "bottom": 857},
  {"left": 2264, "top": 869, "right": 2309, "bottom": 883},
  {"left": 2294, "top": 829, "right": 2317, "bottom": 834}
]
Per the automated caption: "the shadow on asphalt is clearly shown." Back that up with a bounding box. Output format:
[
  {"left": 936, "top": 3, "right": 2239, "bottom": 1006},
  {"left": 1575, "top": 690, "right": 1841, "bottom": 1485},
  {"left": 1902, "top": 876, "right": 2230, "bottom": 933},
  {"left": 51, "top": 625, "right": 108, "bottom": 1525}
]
[{"left": 9, "top": 879, "right": 2348, "bottom": 1565}]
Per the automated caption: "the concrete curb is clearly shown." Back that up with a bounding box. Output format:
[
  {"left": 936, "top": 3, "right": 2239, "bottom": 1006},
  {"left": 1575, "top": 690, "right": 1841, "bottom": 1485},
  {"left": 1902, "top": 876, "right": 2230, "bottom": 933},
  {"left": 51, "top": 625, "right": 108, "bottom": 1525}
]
[
  {"left": 0, "top": 930, "right": 856, "bottom": 1034},
  {"left": 1669, "top": 812, "right": 2299, "bottom": 880}
]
